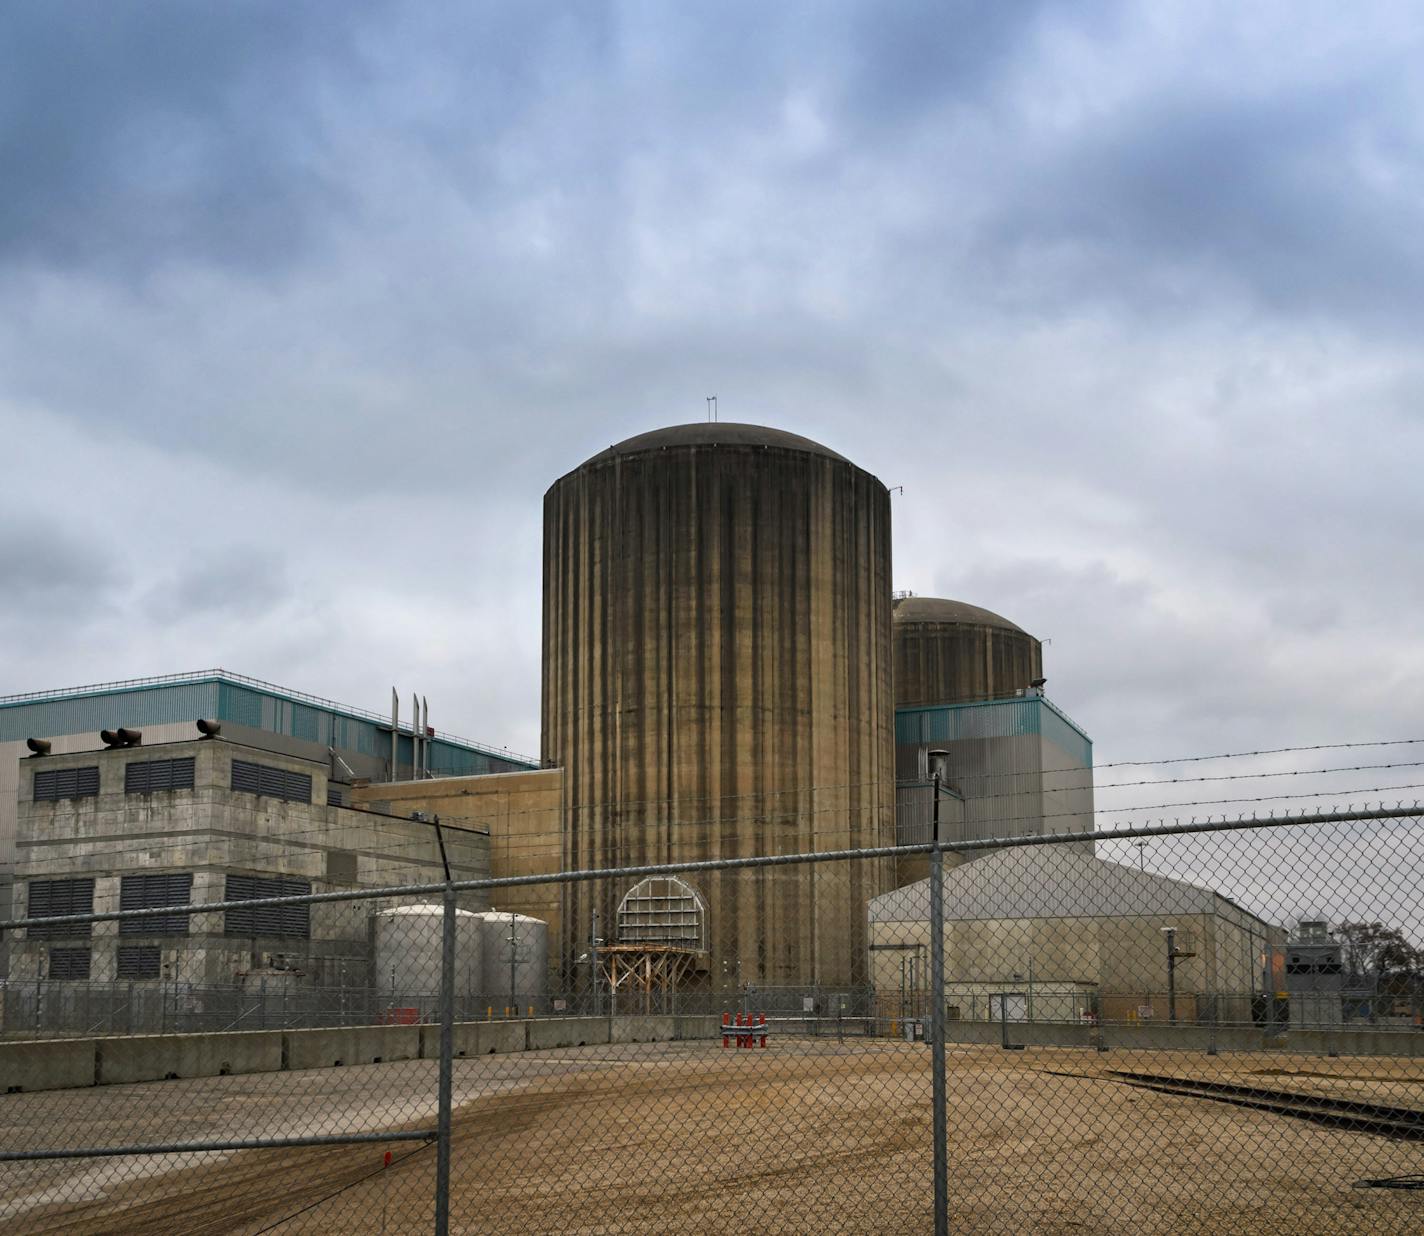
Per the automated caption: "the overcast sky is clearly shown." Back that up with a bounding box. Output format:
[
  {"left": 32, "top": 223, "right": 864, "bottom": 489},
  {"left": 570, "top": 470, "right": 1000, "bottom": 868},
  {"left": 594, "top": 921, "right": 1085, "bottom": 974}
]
[{"left": 3, "top": 2, "right": 1422, "bottom": 849}]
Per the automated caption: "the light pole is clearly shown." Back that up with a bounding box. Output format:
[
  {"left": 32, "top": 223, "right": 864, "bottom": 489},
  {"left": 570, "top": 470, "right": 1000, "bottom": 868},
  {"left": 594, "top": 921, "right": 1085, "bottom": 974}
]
[
  {"left": 1163, "top": 928, "right": 1195, "bottom": 1025},
  {"left": 1134, "top": 840, "right": 1148, "bottom": 872}
]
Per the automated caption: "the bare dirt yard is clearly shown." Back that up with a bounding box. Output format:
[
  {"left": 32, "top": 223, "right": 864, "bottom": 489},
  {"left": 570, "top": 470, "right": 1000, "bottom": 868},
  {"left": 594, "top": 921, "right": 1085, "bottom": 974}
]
[{"left": 2, "top": 1039, "right": 1421, "bottom": 1234}]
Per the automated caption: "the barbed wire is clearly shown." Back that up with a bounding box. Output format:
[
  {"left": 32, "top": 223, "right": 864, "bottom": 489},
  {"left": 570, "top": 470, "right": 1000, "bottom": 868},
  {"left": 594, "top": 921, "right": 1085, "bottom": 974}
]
[{"left": 13, "top": 778, "right": 1424, "bottom": 877}]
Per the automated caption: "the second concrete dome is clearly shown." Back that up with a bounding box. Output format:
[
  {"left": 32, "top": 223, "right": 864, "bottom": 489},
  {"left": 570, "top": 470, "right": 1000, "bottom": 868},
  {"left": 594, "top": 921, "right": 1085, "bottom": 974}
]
[{"left": 892, "top": 594, "right": 1043, "bottom": 708}]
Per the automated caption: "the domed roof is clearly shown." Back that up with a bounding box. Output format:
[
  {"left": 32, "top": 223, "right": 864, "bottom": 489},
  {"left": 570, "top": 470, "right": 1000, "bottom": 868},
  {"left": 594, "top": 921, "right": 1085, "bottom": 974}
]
[
  {"left": 586, "top": 422, "right": 849, "bottom": 466},
  {"left": 891, "top": 595, "right": 1029, "bottom": 635}
]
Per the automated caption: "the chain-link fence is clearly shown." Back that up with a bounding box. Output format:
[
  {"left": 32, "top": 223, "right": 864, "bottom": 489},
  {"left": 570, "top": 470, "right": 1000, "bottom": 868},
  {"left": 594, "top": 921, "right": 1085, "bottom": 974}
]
[{"left": 1, "top": 805, "right": 1421, "bottom": 1232}]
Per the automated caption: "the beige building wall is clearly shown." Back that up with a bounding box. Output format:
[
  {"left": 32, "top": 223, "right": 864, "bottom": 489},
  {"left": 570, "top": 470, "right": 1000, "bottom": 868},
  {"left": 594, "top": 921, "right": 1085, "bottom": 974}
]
[
  {"left": 12, "top": 740, "right": 491, "bottom": 988},
  {"left": 869, "top": 910, "right": 1272, "bottom": 1025},
  {"left": 350, "top": 769, "right": 564, "bottom": 969}
]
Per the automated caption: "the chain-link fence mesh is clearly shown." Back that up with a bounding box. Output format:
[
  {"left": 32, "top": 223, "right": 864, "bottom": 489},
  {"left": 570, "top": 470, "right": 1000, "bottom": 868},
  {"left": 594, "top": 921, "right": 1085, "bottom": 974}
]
[{"left": 1, "top": 807, "right": 1421, "bottom": 1232}]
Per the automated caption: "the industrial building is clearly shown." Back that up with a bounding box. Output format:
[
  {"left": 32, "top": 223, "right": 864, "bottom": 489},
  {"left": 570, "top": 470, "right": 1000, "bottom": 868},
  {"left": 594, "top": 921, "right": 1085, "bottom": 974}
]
[
  {"left": 7, "top": 731, "right": 498, "bottom": 1030},
  {"left": 0, "top": 670, "right": 533, "bottom": 924},
  {"left": 13, "top": 418, "right": 1288, "bottom": 1027}
]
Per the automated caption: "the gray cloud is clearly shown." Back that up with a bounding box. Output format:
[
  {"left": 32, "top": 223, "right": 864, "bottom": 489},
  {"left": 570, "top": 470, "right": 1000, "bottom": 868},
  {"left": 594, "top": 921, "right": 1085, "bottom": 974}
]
[
  {"left": 0, "top": 2, "right": 381, "bottom": 278},
  {"left": 1, "top": 1, "right": 1422, "bottom": 812},
  {"left": 0, "top": 516, "right": 123, "bottom": 617}
]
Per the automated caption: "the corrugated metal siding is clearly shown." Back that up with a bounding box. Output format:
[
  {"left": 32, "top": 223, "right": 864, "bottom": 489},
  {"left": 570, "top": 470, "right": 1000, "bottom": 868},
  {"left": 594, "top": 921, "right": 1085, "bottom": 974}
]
[
  {"left": 894, "top": 697, "right": 1092, "bottom": 769},
  {"left": 0, "top": 682, "right": 220, "bottom": 742},
  {"left": 3, "top": 676, "right": 537, "bottom": 771},
  {"left": 216, "top": 682, "right": 264, "bottom": 728}
]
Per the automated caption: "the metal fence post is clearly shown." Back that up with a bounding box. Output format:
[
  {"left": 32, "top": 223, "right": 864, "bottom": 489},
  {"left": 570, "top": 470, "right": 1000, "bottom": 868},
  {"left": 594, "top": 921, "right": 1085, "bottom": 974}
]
[
  {"left": 433, "top": 870, "right": 457, "bottom": 1233},
  {"left": 930, "top": 772, "right": 949, "bottom": 1236}
]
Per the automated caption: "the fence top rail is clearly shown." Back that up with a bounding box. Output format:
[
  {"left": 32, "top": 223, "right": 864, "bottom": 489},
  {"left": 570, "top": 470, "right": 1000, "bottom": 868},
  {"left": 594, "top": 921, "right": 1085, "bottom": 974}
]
[{"left": 1, "top": 803, "right": 1417, "bottom": 931}]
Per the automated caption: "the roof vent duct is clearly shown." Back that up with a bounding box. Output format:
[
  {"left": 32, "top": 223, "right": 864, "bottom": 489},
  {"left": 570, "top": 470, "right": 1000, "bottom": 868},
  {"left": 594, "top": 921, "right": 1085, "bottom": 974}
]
[
  {"left": 196, "top": 719, "right": 222, "bottom": 738},
  {"left": 25, "top": 738, "right": 51, "bottom": 756}
]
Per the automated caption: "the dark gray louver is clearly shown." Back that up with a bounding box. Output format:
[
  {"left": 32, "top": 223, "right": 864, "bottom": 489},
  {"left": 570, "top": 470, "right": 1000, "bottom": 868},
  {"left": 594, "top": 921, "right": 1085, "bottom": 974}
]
[
  {"left": 124, "top": 757, "right": 196, "bottom": 794},
  {"left": 223, "top": 874, "right": 312, "bottom": 938},
  {"left": 33, "top": 766, "right": 100, "bottom": 802},
  {"left": 118, "top": 873, "right": 194, "bottom": 936}
]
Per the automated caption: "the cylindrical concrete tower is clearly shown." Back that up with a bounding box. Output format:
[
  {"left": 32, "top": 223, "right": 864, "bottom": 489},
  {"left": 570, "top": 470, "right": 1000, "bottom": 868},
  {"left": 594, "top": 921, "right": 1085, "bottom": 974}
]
[
  {"left": 542, "top": 423, "right": 895, "bottom": 990},
  {"left": 891, "top": 596, "right": 1043, "bottom": 708}
]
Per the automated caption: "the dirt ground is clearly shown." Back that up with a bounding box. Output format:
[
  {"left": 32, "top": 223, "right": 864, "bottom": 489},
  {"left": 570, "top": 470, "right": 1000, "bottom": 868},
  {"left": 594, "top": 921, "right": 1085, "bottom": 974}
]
[{"left": 3, "top": 1039, "right": 1422, "bottom": 1234}]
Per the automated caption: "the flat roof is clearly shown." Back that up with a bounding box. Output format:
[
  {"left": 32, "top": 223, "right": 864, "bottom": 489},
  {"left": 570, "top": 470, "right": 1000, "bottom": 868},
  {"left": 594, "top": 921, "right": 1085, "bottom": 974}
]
[{"left": 0, "top": 668, "right": 536, "bottom": 766}]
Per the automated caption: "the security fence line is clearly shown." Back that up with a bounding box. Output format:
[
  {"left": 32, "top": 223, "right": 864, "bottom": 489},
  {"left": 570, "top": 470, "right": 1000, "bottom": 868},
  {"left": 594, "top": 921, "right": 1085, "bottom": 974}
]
[{"left": 1, "top": 801, "right": 1421, "bottom": 1234}]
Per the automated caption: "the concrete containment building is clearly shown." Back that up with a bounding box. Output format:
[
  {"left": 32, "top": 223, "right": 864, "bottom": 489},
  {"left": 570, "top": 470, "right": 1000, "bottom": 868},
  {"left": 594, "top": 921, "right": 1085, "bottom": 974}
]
[
  {"left": 541, "top": 423, "right": 896, "bottom": 990},
  {"left": 892, "top": 596, "right": 1043, "bottom": 708}
]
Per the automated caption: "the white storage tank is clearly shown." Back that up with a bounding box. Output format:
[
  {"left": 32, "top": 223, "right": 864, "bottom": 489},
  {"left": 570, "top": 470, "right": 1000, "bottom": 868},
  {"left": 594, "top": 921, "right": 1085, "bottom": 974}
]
[
  {"left": 372, "top": 904, "right": 484, "bottom": 1017},
  {"left": 476, "top": 910, "right": 549, "bottom": 1013}
]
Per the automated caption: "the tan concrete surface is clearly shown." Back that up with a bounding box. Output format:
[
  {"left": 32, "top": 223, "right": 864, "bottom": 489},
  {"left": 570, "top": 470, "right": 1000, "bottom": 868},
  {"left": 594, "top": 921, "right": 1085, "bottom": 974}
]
[{"left": 4, "top": 1041, "right": 1422, "bottom": 1234}]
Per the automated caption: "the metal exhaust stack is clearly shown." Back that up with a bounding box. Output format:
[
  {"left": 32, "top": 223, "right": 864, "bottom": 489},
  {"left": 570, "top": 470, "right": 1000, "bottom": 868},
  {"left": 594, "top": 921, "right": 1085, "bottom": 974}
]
[
  {"left": 25, "top": 738, "right": 51, "bottom": 756},
  {"left": 196, "top": 719, "right": 222, "bottom": 738},
  {"left": 116, "top": 728, "right": 142, "bottom": 747}
]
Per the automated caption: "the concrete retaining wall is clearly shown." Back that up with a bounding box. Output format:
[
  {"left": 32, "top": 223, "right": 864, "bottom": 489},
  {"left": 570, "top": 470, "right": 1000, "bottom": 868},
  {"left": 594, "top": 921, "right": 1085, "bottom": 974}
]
[
  {"left": 1292, "top": 1028, "right": 1424, "bottom": 1057},
  {"left": 611, "top": 1015, "right": 676, "bottom": 1044},
  {"left": 527, "top": 1016, "right": 606, "bottom": 1050},
  {"left": 0, "top": 1015, "right": 688, "bottom": 1095},
  {"left": 98, "top": 1030, "right": 283, "bottom": 1085},
  {"left": 285, "top": 1025, "right": 422, "bottom": 1071},
  {"left": 0, "top": 1036, "right": 96, "bottom": 1093}
]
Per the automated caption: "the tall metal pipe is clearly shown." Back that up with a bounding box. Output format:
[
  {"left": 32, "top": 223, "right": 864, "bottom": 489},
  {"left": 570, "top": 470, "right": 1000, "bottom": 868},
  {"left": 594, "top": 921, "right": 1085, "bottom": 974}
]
[
  {"left": 433, "top": 881, "right": 456, "bottom": 1234},
  {"left": 929, "top": 772, "right": 948, "bottom": 1236},
  {"left": 390, "top": 689, "right": 399, "bottom": 781}
]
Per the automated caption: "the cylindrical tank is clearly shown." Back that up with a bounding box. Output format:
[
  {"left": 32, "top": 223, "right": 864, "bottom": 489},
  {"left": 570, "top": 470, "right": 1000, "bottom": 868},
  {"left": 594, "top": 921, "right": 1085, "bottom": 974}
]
[
  {"left": 891, "top": 595, "right": 1043, "bottom": 707},
  {"left": 542, "top": 422, "right": 895, "bottom": 989},
  {"left": 372, "top": 904, "right": 483, "bottom": 1012},
  {"left": 476, "top": 910, "right": 549, "bottom": 1013}
]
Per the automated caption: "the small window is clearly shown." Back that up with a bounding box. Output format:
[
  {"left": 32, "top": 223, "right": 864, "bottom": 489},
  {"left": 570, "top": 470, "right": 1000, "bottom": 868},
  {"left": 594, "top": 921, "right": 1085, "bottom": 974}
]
[
  {"left": 27, "top": 878, "right": 95, "bottom": 939},
  {"left": 116, "top": 945, "right": 162, "bottom": 980},
  {"left": 119, "top": 873, "right": 194, "bottom": 936},
  {"left": 224, "top": 874, "right": 312, "bottom": 938},
  {"left": 326, "top": 850, "right": 358, "bottom": 884},
  {"left": 125, "top": 758, "right": 196, "bottom": 794},
  {"left": 33, "top": 767, "right": 100, "bottom": 803},
  {"left": 48, "top": 948, "right": 92, "bottom": 980},
  {"left": 231, "top": 760, "right": 312, "bottom": 804}
]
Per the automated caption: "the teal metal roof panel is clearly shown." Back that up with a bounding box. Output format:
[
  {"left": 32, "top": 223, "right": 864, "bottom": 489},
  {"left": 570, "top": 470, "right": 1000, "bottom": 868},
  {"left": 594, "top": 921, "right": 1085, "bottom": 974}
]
[
  {"left": 0, "top": 681, "right": 220, "bottom": 742},
  {"left": 895, "top": 695, "right": 1093, "bottom": 769},
  {"left": 1, "top": 669, "right": 538, "bottom": 770}
]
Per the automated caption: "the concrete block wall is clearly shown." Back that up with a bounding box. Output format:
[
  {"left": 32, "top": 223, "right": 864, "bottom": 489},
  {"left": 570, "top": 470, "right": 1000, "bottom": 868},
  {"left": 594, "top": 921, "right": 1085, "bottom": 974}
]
[{"left": 0, "top": 1013, "right": 720, "bottom": 1096}]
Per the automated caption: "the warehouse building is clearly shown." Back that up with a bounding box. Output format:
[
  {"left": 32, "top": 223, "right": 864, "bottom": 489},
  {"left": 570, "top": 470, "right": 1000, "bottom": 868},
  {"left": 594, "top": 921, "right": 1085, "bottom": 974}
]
[
  {"left": 9, "top": 419, "right": 1274, "bottom": 1022},
  {"left": 869, "top": 844, "right": 1283, "bottom": 1026}
]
